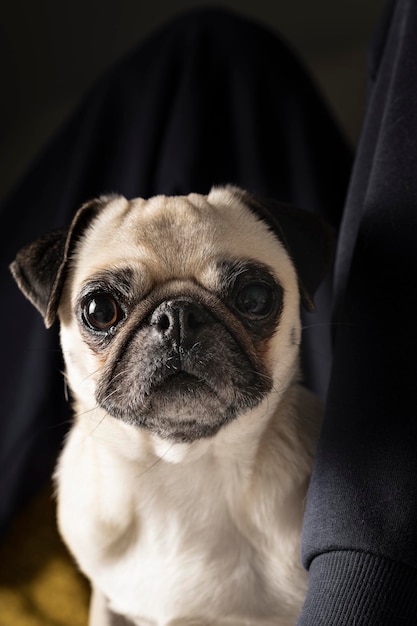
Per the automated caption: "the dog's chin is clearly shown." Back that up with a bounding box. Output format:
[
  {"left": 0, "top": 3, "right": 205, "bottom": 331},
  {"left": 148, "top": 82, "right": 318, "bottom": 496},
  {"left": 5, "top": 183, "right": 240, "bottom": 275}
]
[{"left": 98, "top": 372, "right": 251, "bottom": 443}]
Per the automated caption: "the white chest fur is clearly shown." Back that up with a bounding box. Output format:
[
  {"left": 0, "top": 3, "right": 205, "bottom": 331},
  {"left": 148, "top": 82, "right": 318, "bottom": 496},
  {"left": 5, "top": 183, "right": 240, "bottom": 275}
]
[{"left": 56, "top": 386, "right": 319, "bottom": 626}]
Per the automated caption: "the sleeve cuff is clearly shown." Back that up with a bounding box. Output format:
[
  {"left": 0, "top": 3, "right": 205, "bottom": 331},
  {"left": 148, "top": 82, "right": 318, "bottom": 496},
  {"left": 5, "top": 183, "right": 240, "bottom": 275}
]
[{"left": 297, "top": 550, "right": 417, "bottom": 625}]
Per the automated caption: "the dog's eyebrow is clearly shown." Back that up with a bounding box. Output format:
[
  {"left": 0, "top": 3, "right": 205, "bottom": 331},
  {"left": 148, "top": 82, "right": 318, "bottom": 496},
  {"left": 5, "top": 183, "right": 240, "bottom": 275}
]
[
  {"left": 216, "top": 258, "right": 278, "bottom": 289},
  {"left": 79, "top": 267, "right": 136, "bottom": 299}
]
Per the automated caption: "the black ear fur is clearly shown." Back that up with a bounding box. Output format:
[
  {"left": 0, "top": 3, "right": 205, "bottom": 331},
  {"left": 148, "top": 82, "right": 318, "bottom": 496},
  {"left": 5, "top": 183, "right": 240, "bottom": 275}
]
[
  {"left": 9, "top": 196, "right": 115, "bottom": 328},
  {"left": 234, "top": 188, "right": 335, "bottom": 312},
  {"left": 10, "top": 228, "right": 69, "bottom": 326}
]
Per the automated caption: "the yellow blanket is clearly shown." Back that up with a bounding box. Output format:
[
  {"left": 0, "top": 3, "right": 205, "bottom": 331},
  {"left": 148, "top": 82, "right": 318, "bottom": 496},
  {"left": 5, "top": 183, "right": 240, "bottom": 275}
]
[{"left": 0, "top": 483, "right": 89, "bottom": 626}]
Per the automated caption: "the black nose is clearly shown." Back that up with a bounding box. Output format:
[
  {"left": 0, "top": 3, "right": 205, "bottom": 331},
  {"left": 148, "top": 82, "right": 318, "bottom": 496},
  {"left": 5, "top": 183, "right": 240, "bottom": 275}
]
[{"left": 151, "top": 299, "right": 211, "bottom": 347}]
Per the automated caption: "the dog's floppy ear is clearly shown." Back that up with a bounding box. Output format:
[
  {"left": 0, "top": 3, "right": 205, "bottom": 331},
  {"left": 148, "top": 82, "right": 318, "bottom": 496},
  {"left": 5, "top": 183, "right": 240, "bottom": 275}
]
[
  {"left": 10, "top": 196, "right": 115, "bottom": 328},
  {"left": 232, "top": 187, "right": 335, "bottom": 312}
]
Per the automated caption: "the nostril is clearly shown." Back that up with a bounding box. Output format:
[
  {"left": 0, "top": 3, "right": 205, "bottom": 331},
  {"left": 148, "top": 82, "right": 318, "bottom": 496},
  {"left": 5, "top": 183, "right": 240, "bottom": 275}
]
[
  {"left": 158, "top": 313, "right": 171, "bottom": 331},
  {"left": 186, "top": 310, "right": 200, "bottom": 330},
  {"left": 151, "top": 308, "right": 175, "bottom": 335}
]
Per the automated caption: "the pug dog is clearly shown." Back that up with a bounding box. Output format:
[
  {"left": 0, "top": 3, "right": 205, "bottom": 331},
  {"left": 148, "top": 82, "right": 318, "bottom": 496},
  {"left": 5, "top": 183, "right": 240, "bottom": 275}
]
[{"left": 10, "top": 186, "right": 332, "bottom": 626}]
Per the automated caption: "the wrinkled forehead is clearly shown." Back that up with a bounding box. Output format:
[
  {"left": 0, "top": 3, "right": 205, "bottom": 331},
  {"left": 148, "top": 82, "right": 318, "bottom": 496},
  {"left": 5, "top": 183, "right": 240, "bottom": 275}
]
[{"left": 72, "top": 191, "right": 293, "bottom": 288}]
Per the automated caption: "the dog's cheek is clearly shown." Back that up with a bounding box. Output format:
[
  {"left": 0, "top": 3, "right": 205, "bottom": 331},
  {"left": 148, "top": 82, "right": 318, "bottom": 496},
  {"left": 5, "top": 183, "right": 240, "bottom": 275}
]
[
  {"left": 60, "top": 324, "right": 105, "bottom": 408},
  {"left": 266, "top": 311, "right": 302, "bottom": 395},
  {"left": 58, "top": 289, "right": 74, "bottom": 327}
]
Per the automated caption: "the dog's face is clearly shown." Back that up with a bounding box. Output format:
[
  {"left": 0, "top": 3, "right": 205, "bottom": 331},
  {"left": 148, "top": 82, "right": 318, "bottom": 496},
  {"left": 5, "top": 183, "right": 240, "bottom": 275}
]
[{"left": 10, "top": 186, "right": 332, "bottom": 444}]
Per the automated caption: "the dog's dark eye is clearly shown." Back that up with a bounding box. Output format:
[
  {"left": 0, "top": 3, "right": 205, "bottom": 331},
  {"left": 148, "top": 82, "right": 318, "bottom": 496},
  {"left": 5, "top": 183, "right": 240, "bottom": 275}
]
[
  {"left": 235, "top": 283, "right": 275, "bottom": 319},
  {"left": 82, "top": 294, "right": 124, "bottom": 331}
]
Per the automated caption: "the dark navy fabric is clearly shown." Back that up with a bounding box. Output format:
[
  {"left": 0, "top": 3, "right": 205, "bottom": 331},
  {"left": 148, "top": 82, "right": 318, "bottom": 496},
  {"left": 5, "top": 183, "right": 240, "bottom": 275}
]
[{"left": 299, "top": 0, "right": 417, "bottom": 622}]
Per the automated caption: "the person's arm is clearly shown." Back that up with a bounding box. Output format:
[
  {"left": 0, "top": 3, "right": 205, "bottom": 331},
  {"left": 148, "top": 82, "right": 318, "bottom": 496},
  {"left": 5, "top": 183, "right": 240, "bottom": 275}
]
[{"left": 298, "top": 0, "right": 417, "bottom": 622}]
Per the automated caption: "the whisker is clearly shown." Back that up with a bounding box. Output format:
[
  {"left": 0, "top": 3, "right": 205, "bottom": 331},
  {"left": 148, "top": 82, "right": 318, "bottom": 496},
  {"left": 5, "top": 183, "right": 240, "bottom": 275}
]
[
  {"left": 99, "top": 386, "right": 122, "bottom": 404},
  {"left": 134, "top": 442, "right": 176, "bottom": 479},
  {"left": 79, "top": 404, "right": 109, "bottom": 439},
  {"left": 79, "top": 365, "right": 105, "bottom": 385},
  {"left": 73, "top": 405, "right": 101, "bottom": 421},
  {"left": 110, "top": 369, "right": 131, "bottom": 382},
  {"left": 301, "top": 321, "right": 353, "bottom": 331}
]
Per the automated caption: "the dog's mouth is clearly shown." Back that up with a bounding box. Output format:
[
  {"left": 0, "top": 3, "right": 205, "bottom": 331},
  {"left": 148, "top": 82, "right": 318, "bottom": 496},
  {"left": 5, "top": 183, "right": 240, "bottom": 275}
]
[
  {"left": 151, "top": 371, "right": 215, "bottom": 396},
  {"left": 114, "top": 365, "right": 236, "bottom": 442},
  {"left": 147, "top": 369, "right": 220, "bottom": 414}
]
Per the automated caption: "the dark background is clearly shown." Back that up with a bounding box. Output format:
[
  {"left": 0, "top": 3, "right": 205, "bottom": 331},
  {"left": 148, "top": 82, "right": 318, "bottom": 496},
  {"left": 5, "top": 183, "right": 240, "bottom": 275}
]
[{"left": 1, "top": 0, "right": 384, "bottom": 204}]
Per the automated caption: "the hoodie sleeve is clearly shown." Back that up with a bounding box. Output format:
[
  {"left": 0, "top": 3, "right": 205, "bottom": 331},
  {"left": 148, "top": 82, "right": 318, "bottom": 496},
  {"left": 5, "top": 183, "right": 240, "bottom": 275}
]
[{"left": 298, "top": 0, "right": 417, "bottom": 623}]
